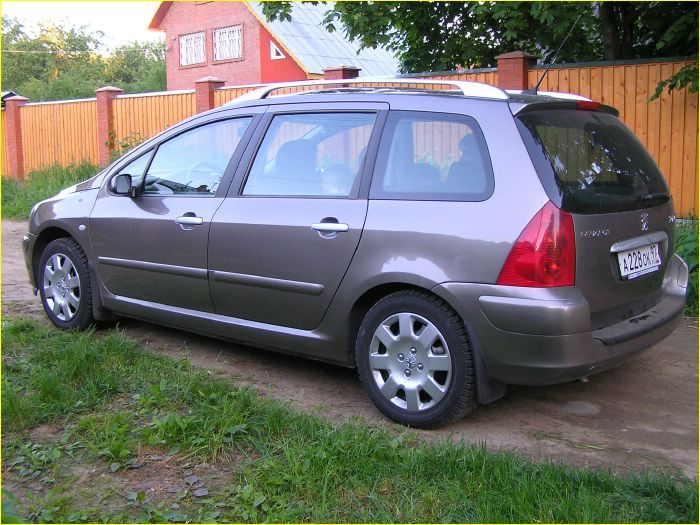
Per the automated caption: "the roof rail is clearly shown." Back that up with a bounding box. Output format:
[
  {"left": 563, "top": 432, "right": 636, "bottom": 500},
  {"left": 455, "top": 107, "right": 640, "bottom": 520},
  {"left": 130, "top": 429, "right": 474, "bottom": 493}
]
[
  {"left": 506, "top": 89, "right": 592, "bottom": 102},
  {"left": 227, "top": 78, "right": 509, "bottom": 105}
]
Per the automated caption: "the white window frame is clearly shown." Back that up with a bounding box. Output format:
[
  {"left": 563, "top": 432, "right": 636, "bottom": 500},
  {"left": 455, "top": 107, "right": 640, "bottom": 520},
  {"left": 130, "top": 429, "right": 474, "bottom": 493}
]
[
  {"left": 213, "top": 25, "right": 243, "bottom": 61},
  {"left": 270, "top": 41, "right": 285, "bottom": 60},
  {"left": 179, "top": 31, "right": 206, "bottom": 66}
]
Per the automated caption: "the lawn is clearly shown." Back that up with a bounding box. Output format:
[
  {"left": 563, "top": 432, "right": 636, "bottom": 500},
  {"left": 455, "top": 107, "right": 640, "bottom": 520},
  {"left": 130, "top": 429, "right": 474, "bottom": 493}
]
[{"left": 1, "top": 317, "right": 697, "bottom": 523}]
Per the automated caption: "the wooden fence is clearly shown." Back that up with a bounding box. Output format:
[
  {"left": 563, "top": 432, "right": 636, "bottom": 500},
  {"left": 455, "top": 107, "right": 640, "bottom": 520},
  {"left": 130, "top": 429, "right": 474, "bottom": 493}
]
[
  {"left": 21, "top": 99, "right": 98, "bottom": 172},
  {"left": 1, "top": 57, "right": 697, "bottom": 215},
  {"left": 112, "top": 91, "right": 196, "bottom": 147}
]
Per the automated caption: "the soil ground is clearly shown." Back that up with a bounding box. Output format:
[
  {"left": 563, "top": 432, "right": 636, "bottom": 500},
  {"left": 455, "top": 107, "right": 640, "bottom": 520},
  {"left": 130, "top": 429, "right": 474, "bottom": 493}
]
[{"left": 3, "top": 220, "right": 697, "bottom": 477}]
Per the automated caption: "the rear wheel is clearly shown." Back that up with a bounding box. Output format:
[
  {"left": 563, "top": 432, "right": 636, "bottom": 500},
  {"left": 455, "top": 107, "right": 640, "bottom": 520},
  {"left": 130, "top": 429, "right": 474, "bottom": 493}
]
[
  {"left": 355, "top": 290, "right": 476, "bottom": 428},
  {"left": 39, "top": 238, "right": 94, "bottom": 330}
]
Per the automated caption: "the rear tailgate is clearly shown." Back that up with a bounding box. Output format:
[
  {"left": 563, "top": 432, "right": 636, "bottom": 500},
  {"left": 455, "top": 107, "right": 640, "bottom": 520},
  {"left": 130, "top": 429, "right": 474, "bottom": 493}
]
[
  {"left": 515, "top": 105, "right": 676, "bottom": 329},
  {"left": 574, "top": 204, "right": 674, "bottom": 329}
]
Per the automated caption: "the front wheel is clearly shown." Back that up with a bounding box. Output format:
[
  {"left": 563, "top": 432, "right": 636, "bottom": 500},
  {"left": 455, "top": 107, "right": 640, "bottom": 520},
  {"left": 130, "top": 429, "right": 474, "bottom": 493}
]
[
  {"left": 38, "top": 238, "right": 95, "bottom": 330},
  {"left": 355, "top": 290, "right": 477, "bottom": 428}
]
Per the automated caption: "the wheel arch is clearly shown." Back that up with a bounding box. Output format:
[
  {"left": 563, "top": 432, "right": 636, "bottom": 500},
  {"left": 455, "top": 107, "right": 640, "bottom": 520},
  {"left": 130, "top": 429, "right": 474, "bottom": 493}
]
[
  {"left": 32, "top": 226, "right": 75, "bottom": 285},
  {"left": 347, "top": 281, "right": 506, "bottom": 405},
  {"left": 32, "top": 225, "right": 114, "bottom": 323}
]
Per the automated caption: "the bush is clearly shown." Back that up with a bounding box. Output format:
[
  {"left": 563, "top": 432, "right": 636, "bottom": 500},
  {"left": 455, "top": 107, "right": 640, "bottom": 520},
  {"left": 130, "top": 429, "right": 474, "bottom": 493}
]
[{"left": 675, "top": 220, "right": 698, "bottom": 316}]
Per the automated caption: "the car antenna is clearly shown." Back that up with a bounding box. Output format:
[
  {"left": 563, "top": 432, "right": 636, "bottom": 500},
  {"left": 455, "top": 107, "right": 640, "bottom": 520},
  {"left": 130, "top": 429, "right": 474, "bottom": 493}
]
[{"left": 522, "top": 12, "right": 583, "bottom": 95}]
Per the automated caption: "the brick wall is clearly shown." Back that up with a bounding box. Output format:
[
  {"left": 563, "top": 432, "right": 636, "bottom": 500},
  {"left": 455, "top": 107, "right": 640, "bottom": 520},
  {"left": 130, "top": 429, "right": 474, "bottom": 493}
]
[{"left": 161, "top": 2, "right": 263, "bottom": 90}]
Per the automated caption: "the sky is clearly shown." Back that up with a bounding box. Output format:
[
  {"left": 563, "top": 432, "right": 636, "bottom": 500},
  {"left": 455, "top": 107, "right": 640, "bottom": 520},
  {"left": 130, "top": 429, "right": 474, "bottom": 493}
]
[{"left": 2, "top": 1, "right": 163, "bottom": 49}]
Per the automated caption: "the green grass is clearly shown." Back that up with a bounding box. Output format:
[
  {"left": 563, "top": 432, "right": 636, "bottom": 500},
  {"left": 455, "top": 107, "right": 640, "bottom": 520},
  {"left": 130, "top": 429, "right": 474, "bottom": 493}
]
[
  {"left": 1, "top": 163, "right": 99, "bottom": 220},
  {"left": 675, "top": 219, "right": 698, "bottom": 316},
  {"left": 2, "top": 317, "right": 697, "bottom": 523}
]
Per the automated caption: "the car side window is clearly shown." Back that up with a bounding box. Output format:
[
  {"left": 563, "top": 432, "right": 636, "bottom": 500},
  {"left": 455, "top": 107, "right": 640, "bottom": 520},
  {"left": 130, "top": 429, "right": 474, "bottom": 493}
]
[
  {"left": 115, "top": 150, "right": 152, "bottom": 179},
  {"left": 242, "top": 112, "right": 376, "bottom": 197},
  {"left": 141, "top": 117, "right": 252, "bottom": 196},
  {"left": 370, "top": 111, "right": 494, "bottom": 201}
]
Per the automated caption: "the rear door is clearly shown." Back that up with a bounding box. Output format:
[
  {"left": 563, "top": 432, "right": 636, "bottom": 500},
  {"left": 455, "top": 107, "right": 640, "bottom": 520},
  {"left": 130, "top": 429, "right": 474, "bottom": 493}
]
[
  {"left": 208, "top": 102, "right": 387, "bottom": 330},
  {"left": 516, "top": 107, "right": 675, "bottom": 328}
]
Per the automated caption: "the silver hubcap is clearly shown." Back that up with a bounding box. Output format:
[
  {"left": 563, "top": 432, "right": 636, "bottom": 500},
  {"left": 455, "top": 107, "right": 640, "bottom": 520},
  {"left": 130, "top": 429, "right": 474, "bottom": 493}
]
[
  {"left": 43, "top": 253, "right": 80, "bottom": 321},
  {"left": 369, "top": 312, "right": 452, "bottom": 412}
]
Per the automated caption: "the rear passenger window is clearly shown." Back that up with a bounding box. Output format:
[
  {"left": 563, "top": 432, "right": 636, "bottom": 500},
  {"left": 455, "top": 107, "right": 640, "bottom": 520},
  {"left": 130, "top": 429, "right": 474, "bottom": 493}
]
[
  {"left": 371, "top": 111, "right": 493, "bottom": 201},
  {"left": 243, "top": 113, "right": 376, "bottom": 197}
]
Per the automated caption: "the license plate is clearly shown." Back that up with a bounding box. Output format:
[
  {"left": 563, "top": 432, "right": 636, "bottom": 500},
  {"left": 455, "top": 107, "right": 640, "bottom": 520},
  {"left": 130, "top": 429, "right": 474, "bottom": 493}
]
[{"left": 617, "top": 243, "right": 661, "bottom": 280}]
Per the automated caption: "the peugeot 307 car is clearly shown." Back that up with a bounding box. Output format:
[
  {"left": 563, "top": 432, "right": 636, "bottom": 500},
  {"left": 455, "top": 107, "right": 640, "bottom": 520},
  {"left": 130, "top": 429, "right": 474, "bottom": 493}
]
[{"left": 23, "top": 79, "right": 688, "bottom": 428}]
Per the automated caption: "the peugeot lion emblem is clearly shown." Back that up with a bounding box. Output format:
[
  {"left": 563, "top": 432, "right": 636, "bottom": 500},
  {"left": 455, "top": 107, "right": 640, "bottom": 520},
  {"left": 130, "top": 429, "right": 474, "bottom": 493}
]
[{"left": 641, "top": 212, "right": 649, "bottom": 231}]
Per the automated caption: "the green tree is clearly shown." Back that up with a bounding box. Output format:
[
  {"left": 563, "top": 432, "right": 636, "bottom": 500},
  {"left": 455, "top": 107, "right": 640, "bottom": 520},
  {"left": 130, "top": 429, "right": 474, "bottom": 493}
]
[
  {"left": 105, "top": 40, "right": 166, "bottom": 94},
  {"left": 1, "top": 17, "right": 106, "bottom": 99},
  {"left": 263, "top": 1, "right": 697, "bottom": 95},
  {"left": 1, "top": 16, "right": 166, "bottom": 101}
]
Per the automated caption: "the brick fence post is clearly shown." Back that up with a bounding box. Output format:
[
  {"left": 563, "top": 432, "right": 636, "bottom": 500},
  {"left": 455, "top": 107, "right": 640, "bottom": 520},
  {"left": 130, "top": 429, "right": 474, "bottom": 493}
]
[
  {"left": 95, "top": 86, "right": 123, "bottom": 165},
  {"left": 322, "top": 65, "right": 361, "bottom": 81},
  {"left": 5, "top": 95, "right": 29, "bottom": 179},
  {"left": 195, "top": 77, "right": 225, "bottom": 113},
  {"left": 495, "top": 51, "right": 537, "bottom": 90}
]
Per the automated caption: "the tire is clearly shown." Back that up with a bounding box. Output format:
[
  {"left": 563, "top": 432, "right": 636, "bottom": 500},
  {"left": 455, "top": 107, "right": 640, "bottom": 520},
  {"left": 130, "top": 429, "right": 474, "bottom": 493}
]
[
  {"left": 355, "top": 290, "right": 476, "bottom": 428},
  {"left": 38, "top": 238, "right": 95, "bottom": 330}
]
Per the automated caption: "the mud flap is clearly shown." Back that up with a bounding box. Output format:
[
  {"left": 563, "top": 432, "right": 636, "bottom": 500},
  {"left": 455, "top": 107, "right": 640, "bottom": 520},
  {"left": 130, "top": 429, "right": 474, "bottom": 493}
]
[
  {"left": 88, "top": 260, "right": 116, "bottom": 322},
  {"left": 465, "top": 323, "right": 507, "bottom": 404}
]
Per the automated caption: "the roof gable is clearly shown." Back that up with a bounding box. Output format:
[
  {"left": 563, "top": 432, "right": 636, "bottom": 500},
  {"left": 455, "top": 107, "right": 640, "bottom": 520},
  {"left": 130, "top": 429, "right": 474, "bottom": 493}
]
[
  {"left": 148, "top": 1, "right": 172, "bottom": 31},
  {"left": 246, "top": 2, "right": 398, "bottom": 77}
]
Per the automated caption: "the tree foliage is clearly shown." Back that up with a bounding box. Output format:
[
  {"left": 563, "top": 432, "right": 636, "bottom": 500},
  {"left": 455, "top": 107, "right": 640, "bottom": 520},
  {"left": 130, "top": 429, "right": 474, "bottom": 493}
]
[
  {"left": 1, "top": 17, "right": 165, "bottom": 101},
  {"left": 263, "top": 1, "right": 697, "bottom": 95}
]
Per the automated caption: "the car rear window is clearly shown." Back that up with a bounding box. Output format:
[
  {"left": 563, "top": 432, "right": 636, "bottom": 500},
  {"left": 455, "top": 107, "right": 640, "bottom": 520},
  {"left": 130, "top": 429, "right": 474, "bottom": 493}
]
[
  {"left": 370, "top": 111, "right": 494, "bottom": 201},
  {"left": 516, "top": 109, "right": 670, "bottom": 214}
]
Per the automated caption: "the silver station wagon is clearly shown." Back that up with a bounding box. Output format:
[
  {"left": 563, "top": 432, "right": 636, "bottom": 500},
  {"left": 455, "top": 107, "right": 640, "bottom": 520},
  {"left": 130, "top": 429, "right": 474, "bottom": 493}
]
[{"left": 23, "top": 79, "right": 688, "bottom": 427}]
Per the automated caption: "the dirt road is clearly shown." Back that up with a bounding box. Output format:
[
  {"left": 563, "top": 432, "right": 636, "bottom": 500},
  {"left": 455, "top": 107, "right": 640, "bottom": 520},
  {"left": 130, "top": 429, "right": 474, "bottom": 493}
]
[{"left": 3, "top": 220, "right": 697, "bottom": 477}]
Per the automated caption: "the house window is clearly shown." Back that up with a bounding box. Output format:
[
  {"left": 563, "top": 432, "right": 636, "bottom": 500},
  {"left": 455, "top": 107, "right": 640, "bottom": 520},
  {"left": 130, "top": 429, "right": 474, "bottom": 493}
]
[
  {"left": 270, "top": 41, "right": 285, "bottom": 60},
  {"left": 214, "top": 25, "right": 243, "bottom": 61},
  {"left": 179, "top": 31, "right": 205, "bottom": 66}
]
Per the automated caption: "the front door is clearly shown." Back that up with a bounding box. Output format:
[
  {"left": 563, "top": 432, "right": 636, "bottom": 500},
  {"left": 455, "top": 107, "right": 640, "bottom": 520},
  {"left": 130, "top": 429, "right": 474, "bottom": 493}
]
[
  {"left": 209, "top": 105, "right": 386, "bottom": 329},
  {"left": 90, "top": 115, "right": 257, "bottom": 312}
]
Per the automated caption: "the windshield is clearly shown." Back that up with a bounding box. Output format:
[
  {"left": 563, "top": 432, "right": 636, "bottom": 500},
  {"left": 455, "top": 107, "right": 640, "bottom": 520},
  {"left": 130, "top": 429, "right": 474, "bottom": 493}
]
[{"left": 517, "top": 109, "right": 670, "bottom": 214}]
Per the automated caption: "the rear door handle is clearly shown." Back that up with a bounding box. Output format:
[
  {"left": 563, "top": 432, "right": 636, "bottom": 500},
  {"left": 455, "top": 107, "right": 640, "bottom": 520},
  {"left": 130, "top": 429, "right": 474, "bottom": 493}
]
[
  {"left": 311, "top": 222, "right": 349, "bottom": 233},
  {"left": 176, "top": 216, "right": 204, "bottom": 226}
]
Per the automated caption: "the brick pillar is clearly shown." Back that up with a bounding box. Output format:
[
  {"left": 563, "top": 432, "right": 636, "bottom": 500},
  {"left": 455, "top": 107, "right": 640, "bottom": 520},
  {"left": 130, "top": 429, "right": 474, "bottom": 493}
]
[
  {"left": 95, "top": 86, "right": 123, "bottom": 166},
  {"left": 195, "top": 77, "right": 225, "bottom": 113},
  {"left": 322, "top": 65, "right": 361, "bottom": 80},
  {"left": 495, "top": 51, "right": 537, "bottom": 90},
  {"left": 5, "top": 95, "right": 29, "bottom": 179}
]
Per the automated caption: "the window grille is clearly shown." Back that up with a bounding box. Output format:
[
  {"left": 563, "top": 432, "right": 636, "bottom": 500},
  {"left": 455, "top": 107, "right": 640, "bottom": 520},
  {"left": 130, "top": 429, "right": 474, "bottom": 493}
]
[
  {"left": 214, "top": 25, "right": 243, "bottom": 61},
  {"left": 179, "top": 31, "right": 205, "bottom": 66}
]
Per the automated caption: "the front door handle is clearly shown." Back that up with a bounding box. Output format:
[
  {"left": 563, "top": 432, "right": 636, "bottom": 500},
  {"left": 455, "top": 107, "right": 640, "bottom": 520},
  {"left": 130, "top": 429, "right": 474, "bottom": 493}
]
[
  {"left": 176, "top": 216, "right": 204, "bottom": 226},
  {"left": 311, "top": 222, "right": 349, "bottom": 233}
]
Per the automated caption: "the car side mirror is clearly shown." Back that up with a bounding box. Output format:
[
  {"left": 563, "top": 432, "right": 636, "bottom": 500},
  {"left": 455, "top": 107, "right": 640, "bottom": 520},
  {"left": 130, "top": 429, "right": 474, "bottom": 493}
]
[{"left": 112, "top": 173, "right": 143, "bottom": 198}]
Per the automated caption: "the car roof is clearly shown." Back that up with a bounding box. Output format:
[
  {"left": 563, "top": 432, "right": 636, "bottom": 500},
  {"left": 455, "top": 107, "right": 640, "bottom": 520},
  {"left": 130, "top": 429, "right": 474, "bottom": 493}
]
[{"left": 207, "top": 79, "right": 617, "bottom": 118}]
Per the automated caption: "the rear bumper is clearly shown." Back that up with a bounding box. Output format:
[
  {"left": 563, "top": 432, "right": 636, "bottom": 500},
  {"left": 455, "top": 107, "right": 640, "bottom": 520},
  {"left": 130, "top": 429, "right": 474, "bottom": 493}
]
[{"left": 433, "top": 253, "right": 688, "bottom": 386}]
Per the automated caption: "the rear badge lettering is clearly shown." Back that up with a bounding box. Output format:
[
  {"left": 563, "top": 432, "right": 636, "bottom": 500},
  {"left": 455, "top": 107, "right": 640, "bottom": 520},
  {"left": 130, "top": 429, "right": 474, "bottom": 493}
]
[
  {"left": 641, "top": 212, "right": 649, "bottom": 231},
  {"left": 580, "top": 229, "right": 610, "bottom": 238}
]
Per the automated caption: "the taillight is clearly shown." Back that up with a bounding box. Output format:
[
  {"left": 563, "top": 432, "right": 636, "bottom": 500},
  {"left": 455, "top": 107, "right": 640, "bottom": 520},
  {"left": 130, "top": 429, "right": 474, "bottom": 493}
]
[
  {"left": 576, "top": 100, "right": 601, "bottom": 111},
  {"left": 496, "top": 201, "right": 576, "bottom": 287}
]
